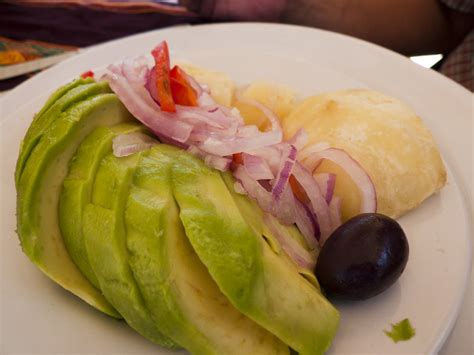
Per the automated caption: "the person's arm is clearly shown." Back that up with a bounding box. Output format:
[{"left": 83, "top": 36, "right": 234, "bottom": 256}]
[
  {"left": 282, "top": 0, "right": 473, "bottom": 55},
  {"left": 187, "top": 0, "right": 473, "bottom": 55}
]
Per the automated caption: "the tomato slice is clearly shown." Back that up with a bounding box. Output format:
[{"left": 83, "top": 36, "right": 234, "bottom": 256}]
[
  {"left": 232, "top": 153, "right": 243, "bottom": 165},
  {"left": 151, "top": 41, "right": 176, "bottom": 112},
  {"left": 170, "top": 65, "right": 198, "bottom": 106},
  {"left": 80, "top": 70, "right": 94, "bottom": 78},
  {"left": 289, "top": 174, "right": 310, "bottom": 204}
]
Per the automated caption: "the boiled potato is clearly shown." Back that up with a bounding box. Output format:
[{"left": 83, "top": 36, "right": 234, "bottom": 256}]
[
  {"left": 233, "top": 81, "right": 296, "bottom": 129},
  {"left": 177, "top": 62, "right": 235, "bottom": 107},
  {"left": 282, "top": 89, "right": 446, "bottom": 220}
]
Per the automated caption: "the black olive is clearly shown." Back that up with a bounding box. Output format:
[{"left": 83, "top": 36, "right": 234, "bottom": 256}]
[{"left": 315, "top": 213, "right": 409, "bottom": 300}]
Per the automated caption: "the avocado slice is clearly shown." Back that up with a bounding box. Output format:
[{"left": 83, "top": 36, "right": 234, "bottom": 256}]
[
  {"left": 220, "top": 172, "right": 321, "bottom": 289},
  {"left": 171, "top": 153, "right": 340, "bottom": 355},
  {"left": 59, "top": 123, "right": 145, "bottom": 288},
  {"left": 17, "top": 93, "right": 134, "bottom": 318},
  {"left": 124, "top": 145, "right": 289, "bottom": 355},
  {"left": 82, "top": 153, "right": 177, "bottom": 348},
  {"left": 15, "top": 79, "right": 109, "bottom": 187}
]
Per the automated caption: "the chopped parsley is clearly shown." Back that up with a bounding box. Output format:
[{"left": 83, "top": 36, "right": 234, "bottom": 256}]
[{"left": 384, "top": 318, "right": 416, "bottom": 343}]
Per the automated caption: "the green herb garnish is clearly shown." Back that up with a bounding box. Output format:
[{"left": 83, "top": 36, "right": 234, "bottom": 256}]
[{"left": 384, "top": 318, "right": 415, "bottom": 342}]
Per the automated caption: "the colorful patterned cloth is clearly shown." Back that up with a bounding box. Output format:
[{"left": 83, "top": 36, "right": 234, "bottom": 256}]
[{"left": 440, "top": 0, "right": 474, "bottom": 91}]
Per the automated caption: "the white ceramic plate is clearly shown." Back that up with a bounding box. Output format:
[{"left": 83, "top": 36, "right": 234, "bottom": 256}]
[{"left": 1, "top": 23, "right": 472, "bottom": 354}]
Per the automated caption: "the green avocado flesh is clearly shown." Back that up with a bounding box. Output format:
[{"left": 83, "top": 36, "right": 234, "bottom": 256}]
[
  {"left": 16, "top": 83, "right": 340, "bottom": 353},
  {"left": 82, "top": 152, "right": 176, "bottom": 348},
  {"left": 15, "top": 79, "right": 108, "bottom": 187},
  {"left": 16, "top": 93, "right": 135, "bottom": 318},
  {"left": 125, "top": 145, "right": 288, "bottom": 355},
  {"left": 220, "top": 172, "right": 321, "bottom": 289},
  {"left": 59, "top": 123, "right": 145, "bottom": 289},
  {"left": 171, "top": 153, "right": 340, "bottom": 355}
]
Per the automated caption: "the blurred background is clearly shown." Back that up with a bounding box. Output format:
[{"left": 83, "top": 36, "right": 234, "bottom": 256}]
[{"left": 0, "top": 0, "right": 472, "bottom": 92}]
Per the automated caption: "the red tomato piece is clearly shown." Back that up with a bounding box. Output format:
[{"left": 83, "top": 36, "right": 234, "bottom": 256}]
[
  {"left": 170, "top": 65, "right": 198, "bottom": 106},
  {"left": 151, "top": 41, "right": 176, "bottom": 112},
  {"left": 80, "top": 70, "right": 94, "bottom": 78}
]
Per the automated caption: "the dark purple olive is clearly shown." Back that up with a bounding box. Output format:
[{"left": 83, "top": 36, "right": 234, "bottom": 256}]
[{"left": 315, "top": 213, "right": 409, "bottom": 300}]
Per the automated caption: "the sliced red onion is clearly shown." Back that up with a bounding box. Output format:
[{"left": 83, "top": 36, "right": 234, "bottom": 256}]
[
  {"left": 145, "top": 65, "right": 159, "bottom": 103},
  {"left": 122, "top": 56, "right": 150, "bottom": 85},
  {"left": 204, "top": 155, "right": 231, "bottom": 172},
  {"left": 294, "top": 199, "right": 320, "bottom": 248},
  {"left": 176, "top": 106, "right": 226, "bottom": 129},
  {"left": 298, "top": 141, "right": 331, "bottom": 165},
  {"left": 104, "top": 67, "right": 193, "bottom": 143},
  {"left": 272, "top": 143, "right": 297, "bottom": 201},
  {"left": 186, "top": 145, "right": 206, "bottom": 159},
  {"left": 271, "top": 184, "right": 297, "bottom": 225},
  {"left": 233, "top": 165, "right": 273, "bottom": 212},
  {"left": 242, "top": 153, "right": 274, "bottom": 180},
  {"left": 292, "top": 162, "right": 332, "bottom": 242},
  {"left": 314, "top": 173, "right": 337, "bottom": 204},
  {"left": 328, "top": 196, "right": 342, "bottom": 234},
  {"left": 155, "top": 132, "right": 189, "bottom": 149},
  {"left": 233, "top": 181, "right": 247, "bottom": 195},
  {"left": 247, "top": 146, "right": 281, "bottom": 174},
  {"left": 288, "top": 128, "right": 309, "bottom": 150},
  {"left": 199, "top": 129, "right": 282, "bottom": 156},
  {"left": 264, "top": 213, "right": 316, "bottom": 270},
  {"left": 237, "top": 125, "right": 260, "bottom": 137},
  {"left": 314, "top": 148, "right": 377, "bottom": 213},
  {"left": 112, "top": 132, "right": 158, "bottom": 157},
  {"left": 197, "top": 91, "right": 217, "bottom": 107},
  {"left": 234, "top": 90, "right": 282, "bottom": 132},
  {"left": 187, "top": 145, "right": 230, "bottom": 172}
]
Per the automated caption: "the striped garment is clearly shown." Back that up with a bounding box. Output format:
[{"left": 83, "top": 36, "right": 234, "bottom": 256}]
[{"left": 440, "top": 0, "right": 474, "bottom": 91}]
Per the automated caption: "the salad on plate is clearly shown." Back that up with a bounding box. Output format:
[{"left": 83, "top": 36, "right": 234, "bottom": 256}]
[{"left": 14, "top": 40, "right": 446, "bottom": 354}]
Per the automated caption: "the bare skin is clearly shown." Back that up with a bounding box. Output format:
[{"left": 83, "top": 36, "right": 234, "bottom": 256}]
[{"left": 184, "top": 0, "right": 473, "bottom": 55}]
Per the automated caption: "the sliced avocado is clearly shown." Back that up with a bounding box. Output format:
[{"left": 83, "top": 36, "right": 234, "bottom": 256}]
[
  {"left": 59, "top": 123, "right": 145, "bottom": 288},
  {"left": 83, "top": 153, "right": 176, "bottom": 348},
  {"left": 221, "top": 172, "right": 320, "bottom": 288},
  {"left": 15, "top": 79, "right": 109, "bottom": 187},
  {"left": 17, "top": 93, "right": 134, "bottom": 318},
  {"left": 171, "top": 153, "right": 340, "bottom": 355},
  {"left": 125, "top": 145, "right": 288, "bottom": 355},
  {"left": 36, "top": 78, "right": 94, "bottom": 121}
]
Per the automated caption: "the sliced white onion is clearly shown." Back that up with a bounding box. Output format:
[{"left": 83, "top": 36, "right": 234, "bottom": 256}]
[
  {"left": 314, "top": 148, "right": 377, "bottom": 213},
  {"left": 112, "top": 132, "right": 158, "bottom": 157},
  {"left": 233, "top": 165, "right": 273, "bottom": 212}
]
